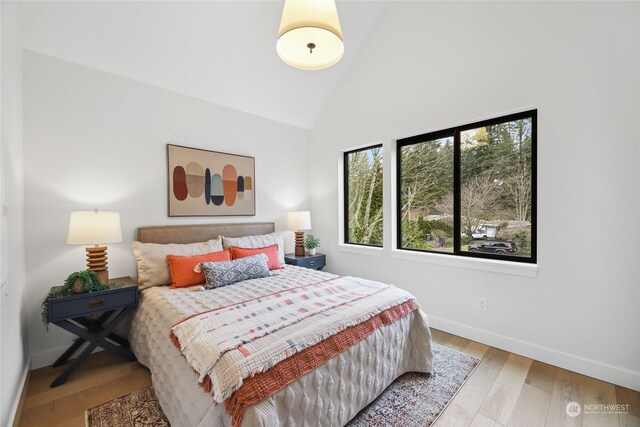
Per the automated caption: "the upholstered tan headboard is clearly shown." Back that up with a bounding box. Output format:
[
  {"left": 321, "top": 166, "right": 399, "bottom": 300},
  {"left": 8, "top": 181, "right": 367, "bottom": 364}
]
[{"left": 137, "top": 222, "right": 275, "bottom": 244}]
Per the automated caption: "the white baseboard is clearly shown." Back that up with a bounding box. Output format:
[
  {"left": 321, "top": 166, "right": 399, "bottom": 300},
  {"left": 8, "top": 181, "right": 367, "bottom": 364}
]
[
  {"left": 31, "top": 342, "right": 104, "bottom": 370},
  {"left": 428, "top": 315, "right": 640, "bottom": 392},
  {"left": 9, "top": 363, "right": 29, "bottom": 427}
]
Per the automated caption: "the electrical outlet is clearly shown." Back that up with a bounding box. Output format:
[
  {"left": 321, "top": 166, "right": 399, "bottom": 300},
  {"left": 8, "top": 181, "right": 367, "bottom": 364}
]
[{"left": 478, "top": 297, "right": 487, "bottom": 311}]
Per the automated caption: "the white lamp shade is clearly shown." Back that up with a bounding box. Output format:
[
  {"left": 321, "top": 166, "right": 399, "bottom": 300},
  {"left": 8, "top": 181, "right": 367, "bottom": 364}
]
[
  {"left": 287, "top": 211, "right": 312, "bottom": 230},
  {"left": 277, "top": 0, "right": 344, "bottom": 70},
  {"left": 67, "top": 211, "right": 123, "bottom": 245}
]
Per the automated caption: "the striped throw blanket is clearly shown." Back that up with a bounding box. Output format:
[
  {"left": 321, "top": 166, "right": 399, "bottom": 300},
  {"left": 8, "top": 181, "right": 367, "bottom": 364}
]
[{"left": 170, "top": 276, "right": 417, "bottom": 402}]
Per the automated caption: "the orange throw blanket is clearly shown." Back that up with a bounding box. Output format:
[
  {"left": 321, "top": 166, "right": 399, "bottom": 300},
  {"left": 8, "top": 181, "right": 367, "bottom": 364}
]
[{"left": 224, "top": 299, "right": 418, "bottom": 427}]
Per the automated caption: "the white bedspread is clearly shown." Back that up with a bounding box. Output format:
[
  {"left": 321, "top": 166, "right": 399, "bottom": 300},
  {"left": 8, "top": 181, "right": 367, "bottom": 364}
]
[{"left": 130, "top": 266, "right": 433, "bottom": 427}]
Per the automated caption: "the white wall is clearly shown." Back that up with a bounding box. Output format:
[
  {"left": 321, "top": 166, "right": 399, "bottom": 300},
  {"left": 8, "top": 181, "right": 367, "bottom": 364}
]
[
  {"left": 23, "top": 51, "right": 310, "bottom": 368},
  {"left": 309, "top": 2, "right": 640, "bottom": 390},
  {"left": 0, "top": 2, "right": 29, "bottom": 425},
  {"left": 16, "top": 1, "right": 388, "bottom": 129}
]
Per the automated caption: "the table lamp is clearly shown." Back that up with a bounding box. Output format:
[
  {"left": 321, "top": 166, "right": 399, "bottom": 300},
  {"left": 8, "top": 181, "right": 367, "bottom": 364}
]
[
  {"left": 287, "top": 211, "right": 311, "bottom": 256},
  {"left": 67, "top": 209, "right": 123, "bottom": 283}
]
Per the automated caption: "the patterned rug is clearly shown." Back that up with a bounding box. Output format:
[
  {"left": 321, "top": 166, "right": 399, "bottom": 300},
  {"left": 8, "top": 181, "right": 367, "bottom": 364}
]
[
  {"left": 86, "top": 342, "right": 478, "bottom": 427},
  {"left": 85, "top": 386, "right": 169, "bottom": 427},
  {"left": 347, "top": 343, "right": 479, "bottom": 426}
]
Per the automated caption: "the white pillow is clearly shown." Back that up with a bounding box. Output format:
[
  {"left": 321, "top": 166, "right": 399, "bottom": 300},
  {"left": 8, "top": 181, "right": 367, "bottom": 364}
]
[
  {"left": 222, "top": 232, "right": 285, "bottom": 265},
  {"left": 132, "top": 238, "right": 223, "bottom": 289}
]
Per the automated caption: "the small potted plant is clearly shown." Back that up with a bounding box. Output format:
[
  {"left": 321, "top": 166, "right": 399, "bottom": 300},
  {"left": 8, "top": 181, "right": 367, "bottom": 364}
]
[{"left": 304, "top": 235, "right": 321, "bottom": 256}]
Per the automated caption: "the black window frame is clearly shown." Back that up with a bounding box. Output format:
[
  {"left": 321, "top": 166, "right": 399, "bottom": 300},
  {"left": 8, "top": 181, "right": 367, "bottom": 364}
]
[
  {"left": 343, "top": 144, "right": 384, "bottom": 248},
  {"left": 396, "top": 110, "right": 537, "bottom": 264}
]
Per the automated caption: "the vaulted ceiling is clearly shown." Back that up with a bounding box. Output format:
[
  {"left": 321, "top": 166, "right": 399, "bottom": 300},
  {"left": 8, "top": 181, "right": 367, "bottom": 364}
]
[{"left": 19, "top": 1, "right": 389, "bottom": 129}]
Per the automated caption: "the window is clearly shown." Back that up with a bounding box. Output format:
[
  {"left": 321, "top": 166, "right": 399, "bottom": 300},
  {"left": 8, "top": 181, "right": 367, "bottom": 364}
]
[
  {"left": 397, "top": 110, "right": 536, "bottom": 263},
  {"left": 344, "top": 145, "right": 383, "bottom": 246}
]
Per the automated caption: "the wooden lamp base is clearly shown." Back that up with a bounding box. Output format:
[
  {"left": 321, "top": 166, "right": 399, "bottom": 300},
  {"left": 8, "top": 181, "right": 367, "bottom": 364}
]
[
  {"left": 294, "top": 231, "right": 305, "bottom": 256},
  {"left": 86, "top": 245, "right": 109, "bottom": 284}
]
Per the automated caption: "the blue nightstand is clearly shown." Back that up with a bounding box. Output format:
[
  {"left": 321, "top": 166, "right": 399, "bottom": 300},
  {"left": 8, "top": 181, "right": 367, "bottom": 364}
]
[
  {"left": 47, "top": 276, "right": 138, "bottom": 387},
  {"left": 284, "top": 253, "right": 326, "bottom": 270}
]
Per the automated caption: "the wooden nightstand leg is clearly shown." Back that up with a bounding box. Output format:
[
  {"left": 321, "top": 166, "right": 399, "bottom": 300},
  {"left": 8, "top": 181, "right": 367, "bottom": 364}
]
[
  {"left": 96, "top": 307, "right": 136, "bottom": 360},
  {"left": 52, "top": 311, "right": 114, "bottom": 368},
  {"left": 51, "top": 341, "right": 99, "bottom": 387},
  {"left": 59, "top": 309, "right": 135, "bottom": 360},
  {"left": 106, "top": 332, "right": 129, "bottom": 347},
  {"left": 50, "top": 308, "right": 136, "bottom": 387},
  {"left": 52, "top": 338, "right": 86, "bottom": 368}
]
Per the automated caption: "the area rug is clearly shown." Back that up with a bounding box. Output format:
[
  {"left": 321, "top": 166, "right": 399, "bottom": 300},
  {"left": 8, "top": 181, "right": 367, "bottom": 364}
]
[
  {"left": 86, "top": 342, "right": 478, "bottom": 427},
  {"left": 85, "top": 386, "right": 169, "bottom": 427},
  {"left": 346, "top": 343, "right": 479, "bottom": 426}
]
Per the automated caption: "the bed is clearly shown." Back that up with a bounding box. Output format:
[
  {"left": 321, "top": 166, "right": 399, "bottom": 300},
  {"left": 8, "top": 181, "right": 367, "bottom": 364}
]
[{"left": 129, "top": 222, "right": 433, "bottom": 427}]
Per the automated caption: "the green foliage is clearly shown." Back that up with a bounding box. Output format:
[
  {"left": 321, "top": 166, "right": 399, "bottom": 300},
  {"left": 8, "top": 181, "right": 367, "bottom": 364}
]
[
  {"left": 421, "top": 219, "right": 453, "bottom": 236},
  {"left": 461, "top": 119, "right": 532, "bottom": 184},
  {"left": 460, "top": 119, "right": 533, "bottom": 221},
  {"left": 41, "top": 271, "right": 121, "bottom": 329},
  {"left": 430, "top": 229, "right": 448, "bottom": 240},
  {"left": 400, "top": 219, "right": 439, "bottom": 250},
  {"left": 511, "top": 231, "right": 531, "bottom": 256},
  {"left": 400, "top": 138, "right": 453, "bottom": 223},
  {"left": 496, "top": 228, "right": 531, "bottom": 256},
  {"left": 347, "top": 147, "right": 383, "bottom": 245},
  {"left": 401, "top": 217, "right": 456, "bottom": 250},
  {"left": 303, "top": 234, "right": 321, "bottom": 249},
  {"left": 401, "top": 219, "right": 427, "bottom": 249}
]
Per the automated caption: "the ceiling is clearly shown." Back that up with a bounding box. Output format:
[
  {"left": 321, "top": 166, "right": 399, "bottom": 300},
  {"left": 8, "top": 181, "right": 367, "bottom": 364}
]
[{"left": 18, "top": 1, "right": 388, "bottom": 129}]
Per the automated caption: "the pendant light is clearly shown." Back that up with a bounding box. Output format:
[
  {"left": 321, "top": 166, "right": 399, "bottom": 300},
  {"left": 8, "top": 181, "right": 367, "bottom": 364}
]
[{"left": 276, "top": 0, "right": 344, "bottom": 71}]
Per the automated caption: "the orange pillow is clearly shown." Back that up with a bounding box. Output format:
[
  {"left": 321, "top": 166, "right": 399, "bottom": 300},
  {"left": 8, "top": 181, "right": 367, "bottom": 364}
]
[
  {"left": 167, "top": 250, "right": 231, "bottom": 288},
  {"left": 230, "top": 244, "right": 282, "bottom": 270}
]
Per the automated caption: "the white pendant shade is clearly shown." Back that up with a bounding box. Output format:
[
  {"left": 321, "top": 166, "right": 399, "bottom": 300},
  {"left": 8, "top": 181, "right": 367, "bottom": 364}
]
[
  {"left": 277, "top": 0, "right": 344, "bottom": 70},
  {"left": 67, "top": 210, "right": 123, "bottom": 245}
]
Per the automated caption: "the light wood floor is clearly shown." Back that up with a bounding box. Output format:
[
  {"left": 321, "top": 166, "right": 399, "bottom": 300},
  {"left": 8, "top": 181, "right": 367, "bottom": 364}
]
[{"left": 18, "top": 329, "right": 639, "bottom": 427}]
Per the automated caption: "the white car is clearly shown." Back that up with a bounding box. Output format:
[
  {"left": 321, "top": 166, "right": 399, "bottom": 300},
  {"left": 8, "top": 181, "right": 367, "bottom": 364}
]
[{"left": 465, "top": 228, "right": 496, "bottom": 239}]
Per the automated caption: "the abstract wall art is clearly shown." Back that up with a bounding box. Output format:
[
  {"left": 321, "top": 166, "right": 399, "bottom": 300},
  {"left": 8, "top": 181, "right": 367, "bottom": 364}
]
[{"left": 167, "top": 144, "right": 255, "bottom": 216}]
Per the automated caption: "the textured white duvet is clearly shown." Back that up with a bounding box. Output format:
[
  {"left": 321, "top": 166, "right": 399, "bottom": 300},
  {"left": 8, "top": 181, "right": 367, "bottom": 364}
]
[{"left": 130, "top": 266, "right": 433, "bottom": 427}]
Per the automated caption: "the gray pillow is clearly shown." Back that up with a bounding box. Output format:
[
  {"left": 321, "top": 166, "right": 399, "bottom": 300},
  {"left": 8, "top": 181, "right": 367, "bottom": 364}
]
[{"left": 202, "top": 254, "right": 270, "bottom": 289}]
